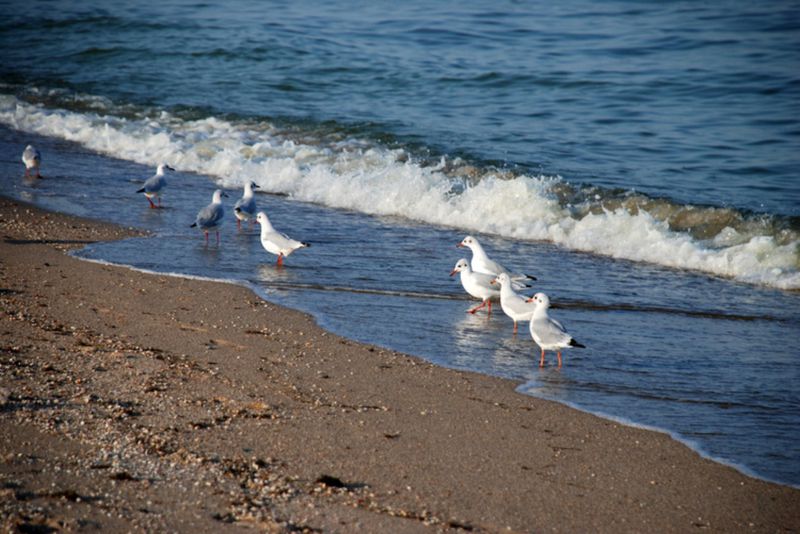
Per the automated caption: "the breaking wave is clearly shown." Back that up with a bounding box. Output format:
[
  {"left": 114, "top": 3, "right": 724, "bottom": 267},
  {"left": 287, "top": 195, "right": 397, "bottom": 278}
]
[{"left": 2, "top": 89, "right": 798, "bottom": 289}]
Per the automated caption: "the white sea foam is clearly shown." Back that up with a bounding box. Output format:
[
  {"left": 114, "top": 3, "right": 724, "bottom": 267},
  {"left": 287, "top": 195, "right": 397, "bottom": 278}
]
[{"left": 3, "top": 94, "right": 798, "bottom": 289}]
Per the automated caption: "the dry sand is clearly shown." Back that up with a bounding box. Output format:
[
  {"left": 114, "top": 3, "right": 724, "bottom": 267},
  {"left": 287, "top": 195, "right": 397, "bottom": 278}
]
[{"left": 1, "top": 196, "right": 798, "bottom": 533}]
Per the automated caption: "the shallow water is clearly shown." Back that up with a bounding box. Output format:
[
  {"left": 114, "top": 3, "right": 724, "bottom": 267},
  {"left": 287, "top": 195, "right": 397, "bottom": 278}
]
[
  {"left": 1, "top": 0, "right": 799, "bottom": 486},
  {"left": 2, "top": 126, "right": 798, "bottom": 487}
]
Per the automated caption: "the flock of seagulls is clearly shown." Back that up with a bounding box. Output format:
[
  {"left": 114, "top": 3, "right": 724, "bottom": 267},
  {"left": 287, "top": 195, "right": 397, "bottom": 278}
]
[
  {"left": 451, "top": 235, "right": 585, "bottom": 368},
  {"left": 21, "top": 147, "right": 583, "bottom": 368},
  {"left": 131, "top": 163, "right": 311, "bottom": 264}
]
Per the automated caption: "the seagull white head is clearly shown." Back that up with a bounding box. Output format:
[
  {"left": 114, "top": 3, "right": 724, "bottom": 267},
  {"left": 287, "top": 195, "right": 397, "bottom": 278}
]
[
  {"left": 491, "top": 272, "right": 511, "bottom": 286},
  {"left": 255, "top": 211, "right": 271, "bottom": 225},
  {"left": 449, "top": 258, "right": 470, "bottom": 277},
  {"left": 526, "top": 292, "right": 550, "bottom": 308},
  {"left": 211, "top": 189, "right": 228, "bottom": 203},
  {"left": 457, "top": 235, "right": 476, "bottom": 249},
  {"left": 156, "top": 164, "right": 175, "bottom": 174}
]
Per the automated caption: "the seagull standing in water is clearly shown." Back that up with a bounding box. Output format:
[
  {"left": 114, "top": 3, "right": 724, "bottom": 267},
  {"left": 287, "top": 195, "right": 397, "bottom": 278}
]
[
  {"left": 255, "top": 211, "right": 310, "bottom": 266},
  {"left": 450, "top": 258, "right": 500, "bottom": 314},
  {"left": 527, "top": 292, "right": 585, "bottom": 368},
  {"left": 22, "top": 145, "right": 42, "bottom": 178},
  {"left": 233, "top": 181, "right": 260, "bottom": 229},
  {"left": 492, "top": 272, "right": 536, "bottom": 334},
  {"left": 137, "top": 164, "right": 174, "bottom": 209},
  {"left": 191, "top": 189, "right": 228, "bottom": 244},
  {"left": 458, "top": 235, "right": 536, "bottom": 289}
]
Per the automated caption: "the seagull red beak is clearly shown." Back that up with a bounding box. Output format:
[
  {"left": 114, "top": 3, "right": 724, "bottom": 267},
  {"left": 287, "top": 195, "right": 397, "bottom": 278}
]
[
  {"left": 456, "top": 242, "right": 464, "bottom": 248},
  {"left": 449, "top": 269, "right": 458, "bottom": 277},
  {"left": 526, "top": 296, "right": 534, "bottom": 302}
]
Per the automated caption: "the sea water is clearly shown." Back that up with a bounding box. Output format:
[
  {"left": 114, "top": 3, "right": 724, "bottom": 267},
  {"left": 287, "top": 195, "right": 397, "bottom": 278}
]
[{"left": 1, "top": 0, "right": 798, "bottom": 486}]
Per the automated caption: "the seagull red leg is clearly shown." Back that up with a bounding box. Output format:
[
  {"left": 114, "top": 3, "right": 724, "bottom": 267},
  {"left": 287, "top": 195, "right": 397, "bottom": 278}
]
[
  {"left": 468, "top": 301, "right": 486, "bottom": 314},
  {"left": 539, "top": 349, "right": 545, "bottom": 368}
]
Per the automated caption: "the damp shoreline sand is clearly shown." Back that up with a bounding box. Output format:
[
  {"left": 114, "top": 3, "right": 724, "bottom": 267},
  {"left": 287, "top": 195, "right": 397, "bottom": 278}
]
[{"left": 1, "top": 196, "right": 798, "bottom": 532}]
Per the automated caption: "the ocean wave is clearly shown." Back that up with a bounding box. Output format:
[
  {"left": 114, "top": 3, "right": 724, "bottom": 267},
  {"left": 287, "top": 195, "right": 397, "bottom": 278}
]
[{"left": 2, "top": 92, "right": 798, "bottom": 290}]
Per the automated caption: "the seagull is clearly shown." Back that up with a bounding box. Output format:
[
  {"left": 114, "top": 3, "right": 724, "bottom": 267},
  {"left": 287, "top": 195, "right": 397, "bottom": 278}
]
[
  {"left": 233, "top": 181, "right": 260, "bottom": 229},
  {"left": 450, "top": 258, "right": 500, "bottom": 314},
  {"left": 255, "top": 211, "right": 309, "bottom": 266},
  {"left": 527, "top": 292, "right": 585, "bottom": 368},
  {"left": 491, "top": 272, "right": 537, "bottom": 334},
  {"left": 457, "top": 235, "right": 536, "bottom": 290},
  {"left": 191, "top": 189, "right": 228, "bottom": 244},
  {"left": 22, "top": 145, "right": 41, "bottom": 178},
  {"left": 136, "top": 164, "right": 174, "bottom": 209}
]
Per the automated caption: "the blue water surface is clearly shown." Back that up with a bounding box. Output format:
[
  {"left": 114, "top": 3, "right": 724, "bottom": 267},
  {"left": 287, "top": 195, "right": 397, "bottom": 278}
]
[{"left": 1, "top": 0, "right": 799, "bottom": 214}]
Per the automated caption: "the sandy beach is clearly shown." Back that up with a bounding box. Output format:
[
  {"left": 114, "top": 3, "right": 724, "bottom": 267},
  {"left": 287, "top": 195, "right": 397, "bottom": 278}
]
[{"left": 1, "top": 195, "right": 798, "bottom": 533}]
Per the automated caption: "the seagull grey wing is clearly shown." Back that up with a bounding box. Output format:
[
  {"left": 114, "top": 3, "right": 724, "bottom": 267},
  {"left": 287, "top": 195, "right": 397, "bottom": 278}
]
[
  {"left": 277, "top": 230, "right": 302, "bottom": 245},
  {"left": 144, "top": 174, "right": 164, "bottom": 193},
  {"left": 505, "top": 293, "right": 536, "bottom": 317},
  {"left": 196, "top": 204, "right": 220, "bottom": 228},
  {"left": 549, "top": 317, "right": 566, "bottom": 333},
  {"left": 510, "top": 280, "right": 527, "bottom": 291},
  {"left": 489, "top": 258, "right": 509, "bottom": 275},
  {"left": 262, "top": 231, "right": 300, "bottom": 256},
  {"left": 275, "top": 231, "right": 302, "bottom": 249},
  {"left": 475, "top": 255, "right": 506, "bottom": 276},
  {"left": 234, "top": 196, "right": 252, "bottom": 212},
  {"left": 532, "top": 316, "right": 570, "bottom": 346},
  {"left": 473, "top": 271, "right": 497, "bottom": 287},
  {"left": 241, "top": 197, "right": 257, "bottom": 215},
  {"left": 210, "top": 204, "right": 225, "bottom": 225}
]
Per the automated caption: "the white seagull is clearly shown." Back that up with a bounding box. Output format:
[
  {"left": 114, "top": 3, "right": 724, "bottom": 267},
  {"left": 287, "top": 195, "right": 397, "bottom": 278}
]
[
  {"left": 457, "top": 235, "right": 536, "bottom": 290},
  {"left": 137, "top": 164, "right": 174, "bottom": 209},
  {"left": 450, "top": 258, "right": 500, "bottom": 314},
  {"left": 22, "top": 145, "right": 42, "bottom": 178},
  {"left": 255, "top": 211, "right": 309, "bottom": 266},
  {"left": 491, "top": 272, "right": 537, "bottom": 334},
  {"left": 191, "top": 189, "right": 228, "bottom": 244},
  {"left": 233, "top": 181, "right": 260, "bottom": 229},
  {"left": 527, "top": 292, "right": 585, "bottom": 368}
]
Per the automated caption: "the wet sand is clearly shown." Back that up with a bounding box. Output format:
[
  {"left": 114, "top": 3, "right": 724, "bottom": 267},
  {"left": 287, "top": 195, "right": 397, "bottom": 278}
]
[{"left": 1, "top": 196, "right": 798, "bottom": 533}]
